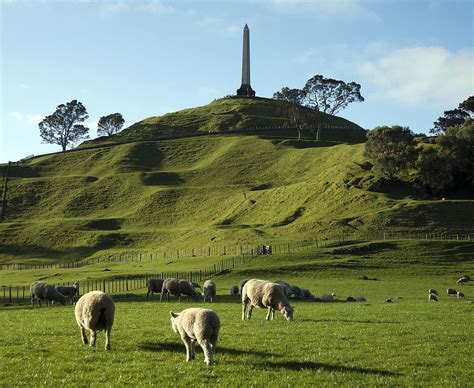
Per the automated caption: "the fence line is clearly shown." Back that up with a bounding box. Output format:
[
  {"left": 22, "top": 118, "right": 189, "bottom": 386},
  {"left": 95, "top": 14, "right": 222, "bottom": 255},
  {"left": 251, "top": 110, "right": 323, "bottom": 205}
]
[
  {"left": 1, "top": 230, "right": 472, "bottom": 271},
  {"left": 0, "top": 252, "right": 256, "bottom": 306}
]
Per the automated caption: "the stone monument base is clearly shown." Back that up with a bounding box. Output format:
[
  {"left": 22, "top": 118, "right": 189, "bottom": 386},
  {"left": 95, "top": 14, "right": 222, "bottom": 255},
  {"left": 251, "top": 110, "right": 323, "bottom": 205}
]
[{"left": 236, "top": 84, "right": 256, "bottom": 97}]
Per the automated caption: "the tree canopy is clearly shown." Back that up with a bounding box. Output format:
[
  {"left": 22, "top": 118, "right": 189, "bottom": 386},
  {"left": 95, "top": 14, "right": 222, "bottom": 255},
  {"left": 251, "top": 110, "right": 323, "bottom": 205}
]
[
  {"left": 97, "top": 113, "right": 125, "bottom": 137},
  {"left": 431, "top": 108, "right": 470, "bottom": 135},
  {"left": 39, "top": 100, "right": 89, "bottom": 151}
]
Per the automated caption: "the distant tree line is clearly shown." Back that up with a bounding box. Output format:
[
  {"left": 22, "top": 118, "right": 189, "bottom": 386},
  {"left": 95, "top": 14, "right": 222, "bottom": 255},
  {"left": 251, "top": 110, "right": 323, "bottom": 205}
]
[
  {"left": 39, "top": 100, "right": 124, "bottom": 151},
  {"left": 365, "top": 96, "right": 474, "bottom": 196}
]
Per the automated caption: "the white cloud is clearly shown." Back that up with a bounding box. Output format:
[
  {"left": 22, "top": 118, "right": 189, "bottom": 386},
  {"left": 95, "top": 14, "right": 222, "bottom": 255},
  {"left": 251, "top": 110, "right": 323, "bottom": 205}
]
[
  {"left": 198, "top": 86, "right": 219, "bottom": 98},
  {"left": 358, "top": 46, "right": 474, "bottom": 107},
  {"left": 197, "top": 16, "right": 222, "bottom": 27},
  {"left": 268, "top": 0, "right": 378, "bottom": 20}
]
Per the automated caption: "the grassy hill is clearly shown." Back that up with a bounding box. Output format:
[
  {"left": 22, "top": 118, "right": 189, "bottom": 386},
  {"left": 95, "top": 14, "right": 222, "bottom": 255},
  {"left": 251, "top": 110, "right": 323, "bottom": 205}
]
[{"left": 1, "top": 98, "right": 473, "bottom": 264}]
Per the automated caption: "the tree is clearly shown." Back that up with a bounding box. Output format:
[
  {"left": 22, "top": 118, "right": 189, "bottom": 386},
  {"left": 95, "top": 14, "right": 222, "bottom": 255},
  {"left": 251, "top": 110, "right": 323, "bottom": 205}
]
[
  {"left": 97, "top": 113, "right": 125, "bottom": 136},
  {"left": 364, "top": 126, "right": 418, "bottom": 180},
  {"left": 274, "top": 88, "right": 313, "bottom": 139},
  {"left": 303, "top": 75, "right": 364, "bottom": 115},
  {"left": 459, "top": 96, "right": 474, "bottom": 116},
  {"left": 39, "top": 100, "right": 89, "bottom": 151},
  {"left": 431, "top": 109, "right": 470, "bottom": 135},
  {"left": 416, "top": 147, "right": 453, "bottom": 195},
  {"left": 273, "top": 87, "right": 305, "bottom": 105}
]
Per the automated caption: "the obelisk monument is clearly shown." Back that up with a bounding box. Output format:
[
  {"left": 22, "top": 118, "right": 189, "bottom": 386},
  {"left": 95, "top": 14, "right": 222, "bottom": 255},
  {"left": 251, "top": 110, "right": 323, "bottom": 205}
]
[{"left": 236, "top": 24, "right": 256, "bottom": 97}]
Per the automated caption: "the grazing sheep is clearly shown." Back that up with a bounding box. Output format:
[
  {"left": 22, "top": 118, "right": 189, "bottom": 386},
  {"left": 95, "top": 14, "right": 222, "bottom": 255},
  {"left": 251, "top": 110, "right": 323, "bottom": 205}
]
[
  {"left": 230, "top": 286, "right": 239, "bottom": 295},
  {"left": 55, "top": 281, "right": 80, "bottom": 304},
  {"left": 191, "top": 282, "right": 201, "bottom": 290},
  {"left": 346, "top": 296, "right": 356, "bottom": 302},
  {"left": 146, "top": 278, "right": 164, "bottom": 299},
  {"left": 457, "top": 277, "right": 469, "bottom": 285},
  {"left": 385, "top": 298, "right": 396, "bottom": 303},
  {"left": 170, "top": 308, "right": 220, "bottom": 366},
  {"left": 160, "top": 278, "right": 202, "bottom": 302},
  {"left": 457, "top": 292, "right": 465, "bottom": 299},
  {"left": 203, "top": 280, "right": 216, "bottom": 302},
  {"left": 300, "top": 288, "right": 314, "bottom": 299},
  {"left": 355, "top": 296, "right": 367, "bottom": 302},
  {"left": 239, "top": 279, "right": 249, "bottom": 295},
  {"left": 321, "top": 293, "right": 335, "bottom": 302},
  {"left": 428, "top": 288, "right": 438, "bottom": 295},
  {"left": 313, "top": 297, "right": 322, "bottom": 302},
  {"left": 447, "top": 288, "right": 457, "bottom": 296},
  {"left": 461, "top": 275, "right": 471, "bottom": 281},
  {"left": 242, "top": 279, "right": 294, "bottom": 321},
  {"left": 428, "top": 293, "right": 438, "bottom": 302},
  {"left": 30, "top": 281, "right": 66, "bottom": 307},
  {"left": 274, "top": 280, "right": 292, "bottom": 297},
  {"left": 359, "top": 275, "right": 369, "bottom": 280},
  {"left": 75, "top": 291, "right": 115, "bottom": 351},
  {"left": 290, "top": 285, "right": 304, "bottom": 299}
]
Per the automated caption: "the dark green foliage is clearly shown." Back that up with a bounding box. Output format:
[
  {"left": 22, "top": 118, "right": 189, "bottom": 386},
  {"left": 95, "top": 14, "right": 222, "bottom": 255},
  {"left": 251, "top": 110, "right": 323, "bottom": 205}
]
[
  {"left": 431, "top": 108, "right": 470, "bottom": 135},
  {"left": 39, "top": 100, "right": 89, "bottom": 151},
  {"left": 459, "top": 96, "right": 474, "bottom": 116},
  {"left": 416, "top": 147, "right": 453, "bottom": 195},
  {"left": 97, "top": 113, "right": 125, "bottom": 137},
  {"left": 364, "top": 126, "right": 418, "bottom": 180},
  {"left": 273, "top": 87, "right": 305, "bottom": 105}
]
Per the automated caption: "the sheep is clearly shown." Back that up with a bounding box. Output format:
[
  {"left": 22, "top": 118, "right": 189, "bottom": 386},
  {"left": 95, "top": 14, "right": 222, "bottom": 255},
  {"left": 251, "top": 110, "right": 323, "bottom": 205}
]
[
  {"left": 300, "top": 288, "right": 314, "bottom": 299},
  {"left": 242, "top": 279, "right": 294, "bottom": 321},
  {"left": 457, "top": 277, "right": 469, "bottom": 285},
  {"left": 274, "top": 280, "right": 292, "bottom": 297},
  {"left": 428, "top": 293, "right": 438, "bottom": 302},
  {"left": 321, "top": 293, "right": 335, "bottom": 302},
  {"left": 30, "top": 281, "right": 66, "bottom": 307},
  {"left": 428, "top": 288, "right": 438, "bottom": 295},
  {"left": 457, "top": 292, "right": 465, "bottom": 299},
  {"left": 55, "top": 281, "right": 80, "bottom": 304},
  {"left": 170, "top": 308, "right": 220, "bottom": 366},
  {"left": 75, "top": 291, "right": 115, "bottom": 351},
  {"left": 346, "top": 296, "right": 356, "bottom": 302},
  {"left": 355, "top": 296, "right": 367, "bottom": 302},
  {"left": 290, "top": 285, "right": 304, "bottom": 299},
  {"left": 160, "top": 278, "right": 202, "bottom": 302},
  {"left": 203, "top": 280, "right": 216, "bottom": 302},
  {"left": 146, "top": 278, "right": 164, "bottom": 299},
  {"left": 191, "top": 282, "right": 201, "bottom": 290},
  {"left": 230, "top": 285, "right": 239, "bottom": 295},
  {"left": 447, "top": 288, "right": 457, "bottom": 296},
  {"left": 239, "top": 279, "right": 249, "bottom": 295},
  {"left": 359, "top": 275, "right": 369, "bottom": 280},
  {"left": 461, "top": 275, "right": 471, "bottom": 281},
  {"left": 385, "top": 298, "right": 396, "bottom": 303}
]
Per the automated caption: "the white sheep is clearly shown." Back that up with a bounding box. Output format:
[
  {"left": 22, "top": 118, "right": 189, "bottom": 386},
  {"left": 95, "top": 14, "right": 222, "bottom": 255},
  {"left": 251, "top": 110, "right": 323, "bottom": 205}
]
[
  {"left": 242, "top": 279, "right": 294, "bottom": 321},
  {"left": 170, "top": 308, "right": 220, "bottom": 366},
  {"left": 457, "top": 292, "right": 465, "bottom": 299},
  {"left": 55, "top": 281, "right": 80, "bottom": 304},
  {"left": 203, "top": 280, "right": 216, "bottom": 302},
  {"left": 321, "top": 293, "right": 336, "bottom": 302},
  {"left": 74, "top": 291, "right": 115, "bottom": 351},
  {"left": 428, "top": 293, "right": 438, "bottom": 302},
  {"left": 160, "top": 278, "right": 202, "bottom": 302},
  {"left": 30, "top": 281, "right": 66, "bottom": 306},
  {"left": 447, "top": 288, "right": 457, "bottom": 296},
  {"left": 428, "top": 288, "right": 438, "bottom": 295},
  {"left": 146, "top": 278, "right": 164, "bottom": 299},
  {"left": 457, "top": 277, "right": 469, "bottom": 285}
]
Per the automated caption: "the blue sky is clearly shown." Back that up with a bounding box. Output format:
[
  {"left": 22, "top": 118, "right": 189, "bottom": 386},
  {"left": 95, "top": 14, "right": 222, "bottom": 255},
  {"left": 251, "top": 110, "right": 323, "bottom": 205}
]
[{"left": 1, "top": 0, "right": 473, "bottom": 162}]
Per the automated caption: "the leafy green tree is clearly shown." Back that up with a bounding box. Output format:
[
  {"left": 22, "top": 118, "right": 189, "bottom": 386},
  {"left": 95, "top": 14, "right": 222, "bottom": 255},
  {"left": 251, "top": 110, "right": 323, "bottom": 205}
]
[
  {"left": 273, "top": 87, "right": 305, "bottom": 104},
  {"left": 274, "top": 88, "right": 312, "bottom": 139},
  {"left": 459, "top": 96, "right": 474, "bottom": 116},
  {"left": 97, "top": 113, "right": 125, "bottom": 136},
  {"left": 431, "top": 108, "right": 470, "bottom": 135},
  {"left": 303, "top": 74, "right": 364, "bottom": 115},
  {"left": 364, "top": 126, "right": 418, "bottom": 180},
  {"left": 416, "top": 147, "right": 453, "bottom": 195},
  {"left": 39, "top": 100, "right": 89, "bottom": 151}
]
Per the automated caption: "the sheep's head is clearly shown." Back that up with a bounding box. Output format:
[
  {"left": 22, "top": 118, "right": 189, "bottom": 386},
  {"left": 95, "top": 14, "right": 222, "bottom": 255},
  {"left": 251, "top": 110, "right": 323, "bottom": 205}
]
[
  {"left": 193, "top": 291, "right": 203, "bottom": 302},
  {"left": 281, "top": 306, "right": 294, "bottom": 321},
  {"left": 170, "top": 311, "right": 180, "bottom": 333}
]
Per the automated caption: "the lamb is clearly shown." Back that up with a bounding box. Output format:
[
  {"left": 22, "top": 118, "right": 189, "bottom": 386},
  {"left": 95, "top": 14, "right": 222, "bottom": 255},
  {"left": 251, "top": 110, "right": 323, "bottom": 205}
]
[
  {"left": 428, "top": 293, "right": 438, "bottom": 301},
  {"left": 203, "top": 280, "right": 216, "bottom": 302},
  {"left": 74, "top": 291, "right": 115, "bottom": 351},
  {"left": 170, "top": 308, "right": 220, "bottom": 366},
  {"left": 321, "top": 293, "right": 336, "bottom": 302},
  {"left": 428, "top": 288, "right": 438, "bottom": 295},
  {"left": 146, "top": 278, "right": 164, "bottom": 299},
  {"left": 230, "top": 286, "right": 239, "bottom": 295},
  {"left": 457, "top": 292, "right": 465, "bottom": 299},
  {"left": 55, "top": 281, "right": 80, "bottom": 304},
  {"left": 447, "top": 288, "right": 457, "bottom": 296},
  {"left": 160, "top": 278, "right": 202, "bottom": 302},
  {"left": 242, "top": 279, "right": 294, "bottom": 321},
  {"left": 457, "top": 277, "right": 469, "bottom": 285},
  {"left": 30, "top": 281, "right": 66, "bottom": 306},
  {"left": 239, "top": 279, "right": 249, "bottom": 295}
]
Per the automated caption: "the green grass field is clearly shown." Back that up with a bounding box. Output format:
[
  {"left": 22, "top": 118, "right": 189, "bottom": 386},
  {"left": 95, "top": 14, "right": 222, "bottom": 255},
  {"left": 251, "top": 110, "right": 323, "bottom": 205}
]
[{"left": 1, "top": 240, "right": 473, "bottom": 385}]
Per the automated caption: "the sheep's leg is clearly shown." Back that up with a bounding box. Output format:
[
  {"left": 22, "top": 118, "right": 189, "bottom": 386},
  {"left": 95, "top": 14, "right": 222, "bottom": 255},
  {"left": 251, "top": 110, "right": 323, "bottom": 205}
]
[
  {"left": 265, "top": 307, "right": 272, "bottom": 320},
  {"left": 271, "top": 308, "right": 275, "bottom": 320},
  {"left": 105, "top": 327, "right": 112, "bottom": 351},
  {"left": 80, "top": 327, "right": 88, "bottom": 345},
  {"left": 190, "top": 339, "right": 196, "bottom": 360},
  {"left": 248, "top": 305, "right": 254, "bottom": 320},
  {"left": 178, "top": 293, "right": 181, "bottom": 302},
  {"left": 31, "top": 295, "right": 35, "bottom": 306},
  {"left": 90, "top": 330, "right": 97, "bottom": 347},
  {"left": 241, "top": 300, "right": 248, "bottom": 320},
  {"left": 182, "top": 335, "right": 192, "bottom": 362},
  {"left": 200, "top": 339, "right": 213, "bottom": 366},
  {"left": 146, "top": 289, "right": 150, "bottom": 299}
]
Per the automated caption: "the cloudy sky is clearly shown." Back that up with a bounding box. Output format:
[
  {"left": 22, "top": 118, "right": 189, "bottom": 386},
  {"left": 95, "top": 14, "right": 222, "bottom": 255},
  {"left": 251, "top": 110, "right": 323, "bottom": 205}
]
[{"left": 1, "top": 0, "right": 473, "bottom": 162}]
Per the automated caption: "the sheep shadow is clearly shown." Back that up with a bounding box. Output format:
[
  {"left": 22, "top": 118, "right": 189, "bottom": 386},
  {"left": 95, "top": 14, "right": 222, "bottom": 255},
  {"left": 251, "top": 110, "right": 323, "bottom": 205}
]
[
  {"left": 258, "top": 360, "right": 401, "bottom": 376},
  {"left": 139, "top": 341, "right": 279, "bottom": 358}
]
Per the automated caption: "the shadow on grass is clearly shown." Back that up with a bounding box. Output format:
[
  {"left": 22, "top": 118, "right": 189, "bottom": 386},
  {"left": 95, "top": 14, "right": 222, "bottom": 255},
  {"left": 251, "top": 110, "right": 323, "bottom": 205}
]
[
  {"left": 258, "top": 360, "right": 401, "bottom": 376},
  {"left": 298, "top": 318, "right": 402, "bottom": 324},
  {"left": 139, "top": 341, "right": 280, "bottom": 358}
]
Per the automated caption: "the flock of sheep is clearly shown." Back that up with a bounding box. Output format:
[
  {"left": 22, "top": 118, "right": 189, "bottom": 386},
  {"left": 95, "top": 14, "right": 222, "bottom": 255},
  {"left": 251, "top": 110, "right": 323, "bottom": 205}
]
[
  {"left": 428, "top": 275, "right": 470, "bottom": 301},
  {"left": 27, "top": 273, "right": 470, "bottom": 366}
]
